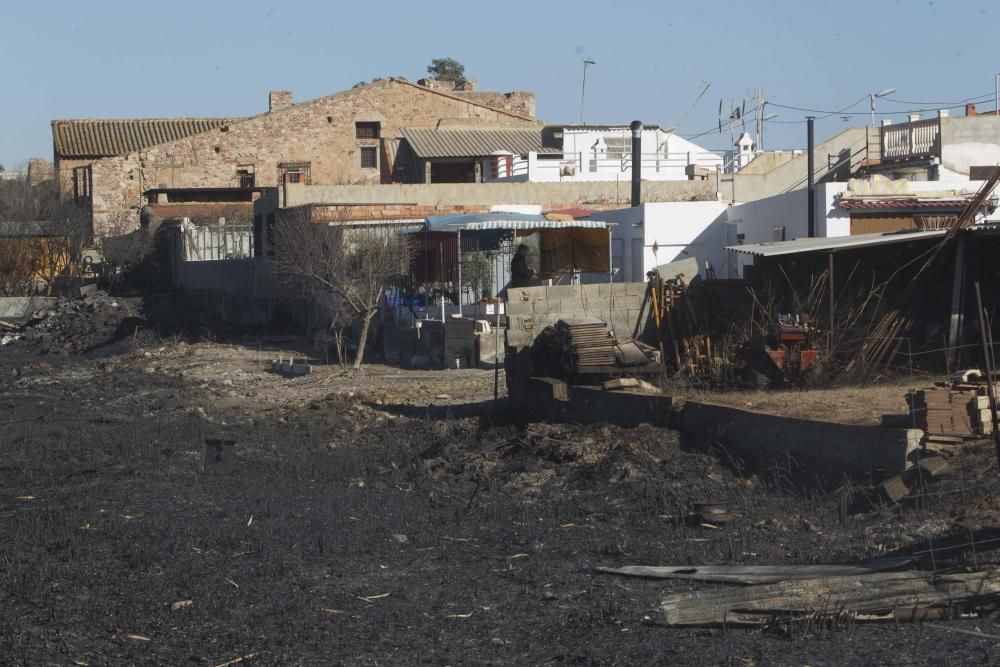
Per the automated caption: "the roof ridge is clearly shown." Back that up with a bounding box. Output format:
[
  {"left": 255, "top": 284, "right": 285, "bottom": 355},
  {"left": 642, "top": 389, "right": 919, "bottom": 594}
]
[
  {"left": 389, "top": 78, "right": 536, "bottom": 122},
  {"left": 51, "top": 117, "right": 241, "bottom": 125}
]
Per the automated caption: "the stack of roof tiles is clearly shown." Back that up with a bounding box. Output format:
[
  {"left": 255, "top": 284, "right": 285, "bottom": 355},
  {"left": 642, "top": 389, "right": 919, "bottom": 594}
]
[
  {"left": 907, "top": 380, "right": 999, "bottom": 438},
  {"left": 556, "top": 318, "right": 617, "bottom": 373}
]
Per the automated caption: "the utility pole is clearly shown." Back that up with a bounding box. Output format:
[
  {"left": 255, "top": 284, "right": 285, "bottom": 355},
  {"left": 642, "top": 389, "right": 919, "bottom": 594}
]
[{"left": 580, "top": 59, "right": 596, "bottom": 124}]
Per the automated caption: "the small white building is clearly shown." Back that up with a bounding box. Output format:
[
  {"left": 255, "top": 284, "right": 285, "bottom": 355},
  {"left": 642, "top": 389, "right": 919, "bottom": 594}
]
[{"left": 483, "top": 124, "right": 727, "bottom": 184}]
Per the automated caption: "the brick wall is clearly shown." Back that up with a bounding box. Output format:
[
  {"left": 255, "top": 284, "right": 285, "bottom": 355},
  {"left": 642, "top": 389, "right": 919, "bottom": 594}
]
[
  {"left": 88, "top": 78, "right": 538, "bottom": 234},
  {"left": 27, "top": 158, "right": 54, "bottom": 185},
  {"left": 55, "top": 157, "right": 91, "bottom": 199},
  {"left": 307, "top": 203, "right": 488, "bottom": 221}
]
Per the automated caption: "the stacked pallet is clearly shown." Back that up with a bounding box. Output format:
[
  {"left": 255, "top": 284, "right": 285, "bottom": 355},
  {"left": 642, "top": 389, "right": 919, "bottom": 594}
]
[
  {"left": 556, "top": 318, "right": 617, "bottom": 373},
  {"left": 908, "top": 381, "right": 999, "bottom": 438}
]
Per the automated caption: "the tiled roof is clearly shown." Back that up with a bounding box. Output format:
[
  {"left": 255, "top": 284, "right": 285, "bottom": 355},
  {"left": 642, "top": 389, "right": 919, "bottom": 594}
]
[
  {"left": 400, "top": 127, "right": 555, "bottom": 159},
  {"left": 838, "top": 198, "right": 973, "bottom": 210},
  {"left": 52, "top": 118, "right": 240, "bottom": 158}
]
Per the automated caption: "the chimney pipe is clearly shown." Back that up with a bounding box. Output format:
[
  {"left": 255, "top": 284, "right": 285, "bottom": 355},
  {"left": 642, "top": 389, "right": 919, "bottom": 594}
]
[
  {"left": 630, "top": 120, "right": 643, "bottom": 207},
  {"left": 967, "top": 102, "right": 978, "bottom": 117},
  {"left": 807, "top": 116, "right": 816, "bottom": 238}
]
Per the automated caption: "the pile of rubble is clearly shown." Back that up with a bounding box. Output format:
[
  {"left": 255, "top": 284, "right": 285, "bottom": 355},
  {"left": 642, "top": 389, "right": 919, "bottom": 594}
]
[{"left": 1, "top": 290, "right": 145, "bottom": 356}]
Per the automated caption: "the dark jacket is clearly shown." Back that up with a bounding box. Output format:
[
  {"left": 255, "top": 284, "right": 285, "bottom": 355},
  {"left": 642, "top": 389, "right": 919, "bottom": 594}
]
[{"left": 510, "top": 254, "right": 533, "bottom": 287}]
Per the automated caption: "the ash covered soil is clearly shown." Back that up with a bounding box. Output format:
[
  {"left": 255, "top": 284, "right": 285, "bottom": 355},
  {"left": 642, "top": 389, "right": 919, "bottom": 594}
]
[{"left": 3, "top": 339, "right": 1000, "bottom": 665}]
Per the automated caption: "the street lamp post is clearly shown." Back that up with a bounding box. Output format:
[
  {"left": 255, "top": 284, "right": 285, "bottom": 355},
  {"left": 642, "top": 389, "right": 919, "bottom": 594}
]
[
  {"left": 580, "top": 58, "right": 596, "bottom": 124},
  {"left": 870, "top": 87, "right": 896, "bottom": 127}
]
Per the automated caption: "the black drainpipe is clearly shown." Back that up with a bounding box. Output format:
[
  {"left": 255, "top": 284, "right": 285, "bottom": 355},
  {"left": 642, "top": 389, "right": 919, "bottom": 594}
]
[
  {"left": 807, "top": 116, "right": 816, "bottom": 237},
  {"left": 631, "top": 120, "right": 643, "bottom": 207}
]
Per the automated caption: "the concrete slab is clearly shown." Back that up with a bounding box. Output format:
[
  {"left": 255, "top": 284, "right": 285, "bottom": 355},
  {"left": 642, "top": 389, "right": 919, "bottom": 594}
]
[{"left": 0, "top": 297, "right": 57, "bottom": 320}]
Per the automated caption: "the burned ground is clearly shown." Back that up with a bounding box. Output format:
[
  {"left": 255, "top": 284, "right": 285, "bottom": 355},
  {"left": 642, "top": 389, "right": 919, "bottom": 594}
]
[{"left": 3, "top": 343, "right": 1000, "bottom": 665}]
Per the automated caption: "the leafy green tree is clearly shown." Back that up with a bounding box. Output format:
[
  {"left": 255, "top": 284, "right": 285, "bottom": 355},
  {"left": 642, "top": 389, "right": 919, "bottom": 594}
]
[{"left": 426, "top": 58, "right": 467, "bottom": 86}]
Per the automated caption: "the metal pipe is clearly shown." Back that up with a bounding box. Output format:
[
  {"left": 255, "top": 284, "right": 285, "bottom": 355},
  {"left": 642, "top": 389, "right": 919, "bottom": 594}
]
[
  {"left": 828, "top": 252, "right": 835, "bottom": 352},
  {"left": 608, "top": 227, "right": 614, "bottom": 328},
  {"left": 456, "top": 230, "right": 462, "bottom": 308},
  {"left": 974, "top": 281, "right": 1000, "bottom": 469},
  {"left": 631, "top": 120, "right": 643, "bottom": 207},
  {"left": 807, "top": 116, "right": 816, "bottom": 238},
  {"left": 580, "top": 59, "right": 595, "bottom": 124}
]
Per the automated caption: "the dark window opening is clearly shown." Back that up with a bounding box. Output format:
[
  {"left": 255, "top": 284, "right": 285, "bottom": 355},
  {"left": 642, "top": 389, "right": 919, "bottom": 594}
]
[
  {"left": 360, "top": 146, "right": 378, "bottom": 170},
  {"left": 278, "top": 162, "right": 311, "bottom": 185},
  {"left": 72, "top": 165, "right": 92, "bottom": 202},
  {"left": 356, "top": 122, "right": 380, "bottom": 139},
  {"left": 253, "top": 215, "right": 262, "bottom": 257},
  {"left": 237, "top": 168, "right": 255, "bottom": 189},
  {"left": 265, "top": 213, "right": 275, "bottom": 258}
]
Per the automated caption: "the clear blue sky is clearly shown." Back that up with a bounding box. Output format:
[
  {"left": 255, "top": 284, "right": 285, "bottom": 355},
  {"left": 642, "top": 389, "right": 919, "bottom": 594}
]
[{"left": 2, "top": 0, "right": 998, "bottom": 166}]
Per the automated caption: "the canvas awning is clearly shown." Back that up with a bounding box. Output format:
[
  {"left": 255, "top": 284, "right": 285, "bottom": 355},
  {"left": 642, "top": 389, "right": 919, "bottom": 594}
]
[{"left": 422, "top": 213, "right": 614, "bottom": 278}]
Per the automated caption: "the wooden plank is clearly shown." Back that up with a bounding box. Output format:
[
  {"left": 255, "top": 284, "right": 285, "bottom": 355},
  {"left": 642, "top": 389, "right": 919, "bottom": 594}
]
[
  {"left": 660, "top": 569, "right": 1000, "bottom": 626},
  {"left": 596, "top": 559, "right": 912, "bottom": 585}
]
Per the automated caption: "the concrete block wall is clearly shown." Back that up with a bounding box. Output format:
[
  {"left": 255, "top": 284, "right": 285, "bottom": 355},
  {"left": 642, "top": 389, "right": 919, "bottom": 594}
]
[
  {"left": 683, "top": 401, "right": 922, "bottom": 480},
  {"left": 281, "top": 180, "right": 714, "bottom": 209},
  {"left": 506, "top": 282, "right": 647, "bottom": 341}
]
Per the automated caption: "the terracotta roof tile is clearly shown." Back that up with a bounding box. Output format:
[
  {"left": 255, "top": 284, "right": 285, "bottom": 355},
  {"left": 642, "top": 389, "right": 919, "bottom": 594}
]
[{"left": 51, "top": 118, "right": 241, "bottom": 158}]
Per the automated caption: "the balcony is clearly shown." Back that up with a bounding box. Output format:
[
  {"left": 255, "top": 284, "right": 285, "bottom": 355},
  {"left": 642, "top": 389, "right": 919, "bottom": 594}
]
[
  {"left": 482, "top": 150, "right": 728, "bottom": 183},
  {"left": 881, "top": 118, "right": 941, "bottom": 162}
]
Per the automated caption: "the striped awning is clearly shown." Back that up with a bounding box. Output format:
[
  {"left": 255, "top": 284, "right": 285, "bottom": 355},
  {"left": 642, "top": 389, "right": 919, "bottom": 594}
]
[{"left": 426, "top": 213, "right": 612, "bottom": 233}]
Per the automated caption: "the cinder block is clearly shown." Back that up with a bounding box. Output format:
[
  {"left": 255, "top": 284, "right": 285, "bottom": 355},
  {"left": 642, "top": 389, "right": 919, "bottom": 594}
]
[
  {"left": 546, "top": 284, "right": 579, "bottom": 300},
  {"left": 505, "top": 300, "right": 534, "bottom": 316},
  {"left": 622, "top": 282, "right": 644, "bottom": 297},
  {"left": 538, "top": 299, "right": 561, "bottom": 315}
]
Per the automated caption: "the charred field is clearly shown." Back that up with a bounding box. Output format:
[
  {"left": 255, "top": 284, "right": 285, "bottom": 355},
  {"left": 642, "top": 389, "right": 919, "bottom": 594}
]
[{"left": 3, "top": 345, "right": 1000, "bottom": 665}]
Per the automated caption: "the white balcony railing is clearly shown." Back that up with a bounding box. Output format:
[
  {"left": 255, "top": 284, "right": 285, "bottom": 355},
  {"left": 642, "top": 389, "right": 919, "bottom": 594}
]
[
  {"left": 483, "top": 151, "right": 729, "bottom": 183},
  {"left": 881, "top": 118, "right": 940, "bottom": 161}
]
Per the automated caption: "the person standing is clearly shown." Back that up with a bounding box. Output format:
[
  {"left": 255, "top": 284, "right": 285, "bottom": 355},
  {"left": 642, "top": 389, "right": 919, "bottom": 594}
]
[{"left": 510, "top": 244, "right": 535, "bottom": 288}]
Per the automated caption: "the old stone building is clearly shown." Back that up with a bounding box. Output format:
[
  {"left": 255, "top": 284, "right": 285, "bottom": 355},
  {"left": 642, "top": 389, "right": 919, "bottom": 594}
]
[{"left": 50, "top": 78, "right": 537, "bottom": 234}]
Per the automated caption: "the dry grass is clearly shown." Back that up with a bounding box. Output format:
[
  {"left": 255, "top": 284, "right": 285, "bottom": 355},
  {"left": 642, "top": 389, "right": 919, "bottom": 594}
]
[{"left": 672, "top": 379, "right": 919, "bottom": 425}]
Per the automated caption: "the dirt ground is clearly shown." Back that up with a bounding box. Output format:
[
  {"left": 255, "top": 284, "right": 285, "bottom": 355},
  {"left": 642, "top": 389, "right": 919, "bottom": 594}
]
[
  {"left": 671, "top": 380, "right": 917, "bottom": 426},
  {"left": 4, "top": 338, "right": 1000, "bottom": 665}
]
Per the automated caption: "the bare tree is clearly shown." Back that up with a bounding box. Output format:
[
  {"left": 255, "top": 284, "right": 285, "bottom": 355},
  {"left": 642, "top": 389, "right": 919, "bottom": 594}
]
[
  {"left": 272, "top": 212, "right": 414, "bottom": 369},
  {"left": 0, "top": 178, "right": 89, "bottom": 295}
]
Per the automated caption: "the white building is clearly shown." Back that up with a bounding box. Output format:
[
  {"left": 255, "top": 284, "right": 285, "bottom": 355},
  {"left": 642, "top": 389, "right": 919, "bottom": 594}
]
[{"left": 482, "top": 124, "right": 727, "bottom": 184}]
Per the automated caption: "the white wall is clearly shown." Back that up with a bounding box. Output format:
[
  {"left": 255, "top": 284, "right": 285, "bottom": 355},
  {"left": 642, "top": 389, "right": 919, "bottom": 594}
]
[
  {"left": 512, "top": 126, "right": 725, "bottom": 183},
  {"left": 724, "top": 182, "right": 848, "bottom": 278},
  {"left": 589, "top": 201, "right": 730, "bottom": 282}
]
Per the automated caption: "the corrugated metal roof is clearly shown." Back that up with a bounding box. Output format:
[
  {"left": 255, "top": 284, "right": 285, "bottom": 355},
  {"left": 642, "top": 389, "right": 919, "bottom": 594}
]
[
  {"left": 727, "top": 230, "right": 947, "bottom": 257},
  {"left": 0, "top": 221, "right": 61, "bottom": 238},
  {"left": 401, "top": 127, "right": 555, "bottom": 159},
  {"left": 52, "top": 118, "right": 240, "bottom": 158}
]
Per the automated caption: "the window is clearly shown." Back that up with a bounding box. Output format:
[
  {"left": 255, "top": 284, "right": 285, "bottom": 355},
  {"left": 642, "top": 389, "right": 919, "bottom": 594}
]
[
  {"left": 356, "top": 122, "right": 380, "bottom": 139},
  {"left": 277, "top": 162, "right": 311, "bottom": 185},
  {"left": 237, "top": 167, "right": 255, "bottom": 189},
  {"left": 360, "top": 146, "right": 378, "bottom": 170},
  {"left": 72, "top": 165, "right": 92, "bottom": 202}
]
